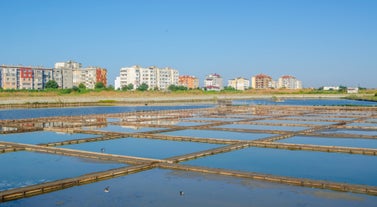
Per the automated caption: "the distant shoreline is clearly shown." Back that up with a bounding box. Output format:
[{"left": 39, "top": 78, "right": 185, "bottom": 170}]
[{"left": 0, "top": 93, "right": 350, "bottom": 109}]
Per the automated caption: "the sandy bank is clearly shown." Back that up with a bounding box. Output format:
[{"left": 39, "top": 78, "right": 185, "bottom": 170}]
[{"left": 0, "top": 94, "right": 347, "bottom": 106}]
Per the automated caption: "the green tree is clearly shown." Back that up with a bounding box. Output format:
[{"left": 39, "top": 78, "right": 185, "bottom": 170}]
[
  {"left": 222, "top": 86, "right": 236, "bottom": 91},
  {"left": 45, "top": 80, "right": 59, "bottom": 89},
  {"left": 78, "top": 83, "right": 86, "bottom": 89},
  {"left": 95, "top": 82, "right": 105, "bottom": 89},
  {"left": 122, "top": 83, "right": 134, "bottom": 91},
  {"left": 137, "top": 83, "right": 149, "bottom": 91},
  {"left": 338, "top": 85, "right": 347, "bottom": 93},
  {"left": 72, "top": 86, "right": 79, "bottom": 92},
  {"left": 168, "top": 85, "right": 188, "bottom": 91}
]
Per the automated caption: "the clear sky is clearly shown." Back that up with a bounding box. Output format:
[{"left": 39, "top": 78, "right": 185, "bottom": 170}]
[{"left": 1, "top": 0, "right": 376, "bottom": 88}]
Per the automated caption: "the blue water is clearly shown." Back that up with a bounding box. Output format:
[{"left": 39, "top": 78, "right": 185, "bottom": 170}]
[
  {"left": 0, "top": 131, "right": 99, "bottom": 145},
  {"left": 0, "top": 105, "right": 213, "bottom": 120},
  {"left": 85, "top": 124, "right": 166, "bottom": 133},
  {"left": 319, "top": 129, "right": 377, "bottom": 136},
  {"left": 184, "top": 147, "right": 377, "bottom": 186},
  {"left": 347, "top": 122, "right": 377, "bottom": 128},
  {"left": 213, "top": 124, "right": 308, "bottom": 132},
  {"left": 278, "top": 136, "right": 377, "bottom": 149},
  {"left": 253, "top": 119, "right": 336, "bottom": 126},
  {"left": 60, "top": 137, "right": 223, "bottom": 159},
  {"left": 233, "top": 99, "right": 377, "bottom": 106},
  {"left": 1, "top": 99, "right": 376, "bottom": 206},
  {"left": 3, "top": 169, "right": 377, "bottom": 207},
  {"left": 163, "top": 129, "right": 274, "bottom": 141},
  {"left": 0, "top": 151, "right": 126, "bottom": 191}
]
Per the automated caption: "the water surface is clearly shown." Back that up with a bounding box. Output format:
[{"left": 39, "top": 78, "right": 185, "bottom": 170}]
[
  {"left": 184, "top": 147, "right": 377, "bottom": 186},
  {"left": 3, "top": 169, "right": 377, "bottom": 207}
]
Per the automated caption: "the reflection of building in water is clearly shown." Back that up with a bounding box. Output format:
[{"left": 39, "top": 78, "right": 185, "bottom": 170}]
[
  {"left": 121, "top": 125, "right": 141, "bottom": 130},
  {"left": 0, "top": 126, "right": 18, "bottom": 132},
  {"left": 119, "top": 114, "right": 179, "bottom": 126},
  {"left": 17, "top": 118, "right": 108, "bottom": 129}
]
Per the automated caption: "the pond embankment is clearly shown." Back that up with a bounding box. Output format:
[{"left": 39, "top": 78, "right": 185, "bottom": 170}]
[{"left": 0, "top": 93, "right": 348, "bottom": 109}]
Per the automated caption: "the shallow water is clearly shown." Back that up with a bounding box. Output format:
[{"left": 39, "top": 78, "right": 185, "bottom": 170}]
[
  {"left": 0, "top": 131, "right": 99, "bottom": 145},
  {"left": 84, "top": 124, "right": 166, "bottom": 133},
  {"left": 233, "top": 99, "right": 377, "bottom": 106},
  {"left": 0, "top": 151, "right": 126, "bottom": 191},
  {"left": 162, "top": 129, "right": 274, "bottom": 141},
  {"left": 0, "top": 105, "right": 213, "bottom": 120},
  {"left": 278, "top": 136, "right": 377, "bottom": 149},
  {"left": 3, "top": 169, "right": 377, "bottom": 207},
  {"left": 1, "top": 99, "right": 376, "bottom": 206},
  {"left": 184, "top": 147, "right": 377, "bottom": 186},
  {"left": 212, "top": 123, "right": 308, "bottom": 132},
  {"left": 60, "top": 137, "right": 223, "bottom": 159}
]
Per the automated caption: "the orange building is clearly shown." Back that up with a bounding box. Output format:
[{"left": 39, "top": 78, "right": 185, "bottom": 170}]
[
  {"left": 178, "top": 75, "right": 199, "bottom": 89},
  {"left": 96, "top": 68, "right": 107, "bottom": 86},
  {"left": 251, "top": 74, "right": 273, "bottom": 89}
]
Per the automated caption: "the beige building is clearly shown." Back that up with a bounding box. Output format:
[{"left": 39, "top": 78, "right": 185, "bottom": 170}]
[
  {"left": 251, "top": 74, "right": 273, "bottom": 89},
  {"left": 228, "top": 77, "right": 250, "bottom": 90},
  {"left": 277, "top": 75, "right": 302, "bottom": 89}
]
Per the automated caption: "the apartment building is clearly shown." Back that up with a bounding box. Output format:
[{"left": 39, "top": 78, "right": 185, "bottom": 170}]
[
  {"left": 0, "top": 61, "right": 107, "bottom": 90},
  {"left": 178, "top": 75, "right": 199, "bottom": 89},
  {"left": 228, "top": 77, "right": 250, "bottom": 90},
  {"left": 73, "top": 67, "right": 107, "bottom": 89},
  {"left": 277, "top": 75, "right": 302, "bottom": 89},
  {"left": 204, "top": 73, "right": 223, "bottom": 91},
  {"left": 1, "top": 66, "right": 18, "bottom": 89},
  {"left": 54, "top": 61, "right": 80, "bottom": 89},
  {"left": 251, "top": 74, "right": 273, "bottom": 89},
  {"left": 119, "top": 65, "right": 178, "bottom": 90},
  {"left": 157, "top": 67, "right": 179, "bottom": 90},
  {"left": 0, "top": 65, "right": 53, "bottom": 90}
]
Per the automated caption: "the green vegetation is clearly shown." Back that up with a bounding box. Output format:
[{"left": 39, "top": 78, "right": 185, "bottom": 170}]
[
  {"left": 45, "top": 80, "right": 59, "bottom": 89},
  {"left": 122, "top": 83, "right": 134, "bottom": 91},
  {"left": 136, "top": 83, "right": 149, "bottom": 91},
  {"left": 94, "top": 82, "right": 105, "bottom": 89},
  {"left": 168, "top": 84, "right": 188, "bottom": 91}
]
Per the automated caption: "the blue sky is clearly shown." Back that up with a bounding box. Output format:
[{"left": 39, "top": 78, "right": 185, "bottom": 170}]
[{"left": 1, "top": 0, "right": 376, "bottom": 88}]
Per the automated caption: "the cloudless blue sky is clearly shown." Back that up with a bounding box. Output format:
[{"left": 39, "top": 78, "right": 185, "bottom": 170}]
[{"left": 1, "top": 0, "right": 376, "bottom": 88}]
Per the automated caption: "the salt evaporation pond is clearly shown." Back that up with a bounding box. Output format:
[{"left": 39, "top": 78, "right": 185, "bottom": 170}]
[
  {"left": 184, "top": 147, "right": 377, "bottom": 186},
  {"left": 60, "top": 137, "right": 223, "bottom": 159},
  {"left": 0, "top": 131, "right": 99, "bottom": 145},
  {"left": 233, "top": 99, "right": 377, "bottom": 106},
  {"left": 84, "top": 124, "right": 166, "bottom": 133},
  {"left": 319, "top": 129, "right": 377, "bottom": 136},
  {"left": 0, "top": 151, "right": 126, "bottom": 191},
  {"left": 0, "top": 105, "right": 213, "bottom": 120},
  {"left": 212, "top": 124, "right": 308, "bottom": 132},
  {"left": 162, "top": 129, "right": 274, "bottom": 141},
  {"left": 278, "top": 136, "right": 377, "bottom": 149},
  {"left": 3, "top": 169, "right": 377, "bottom": 207}
]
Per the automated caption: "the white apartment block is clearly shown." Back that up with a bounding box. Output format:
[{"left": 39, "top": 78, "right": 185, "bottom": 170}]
[
  {"left": 119, "top": 65, "right": 178, "bottom": 90},
  {"left": 228, "top": 77, "right": 250, "bottom": 90},
  {"left": 277, "top": 75, "right": 302, "bottom": 89}
]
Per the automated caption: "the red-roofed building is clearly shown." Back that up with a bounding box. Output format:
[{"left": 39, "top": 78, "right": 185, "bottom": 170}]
[{"left": 251, "top": 74, "right": 273, "bottom": 89}]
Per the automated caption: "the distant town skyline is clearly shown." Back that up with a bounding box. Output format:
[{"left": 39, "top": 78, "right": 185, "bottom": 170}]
[{"left": 1, "top": 0, "right": 376, "bottom": 88}]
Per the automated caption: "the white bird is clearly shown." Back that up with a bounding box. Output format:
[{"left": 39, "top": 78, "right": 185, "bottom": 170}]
[{"left": 104, "top": 186, "right": 110, "bottom": 193}]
